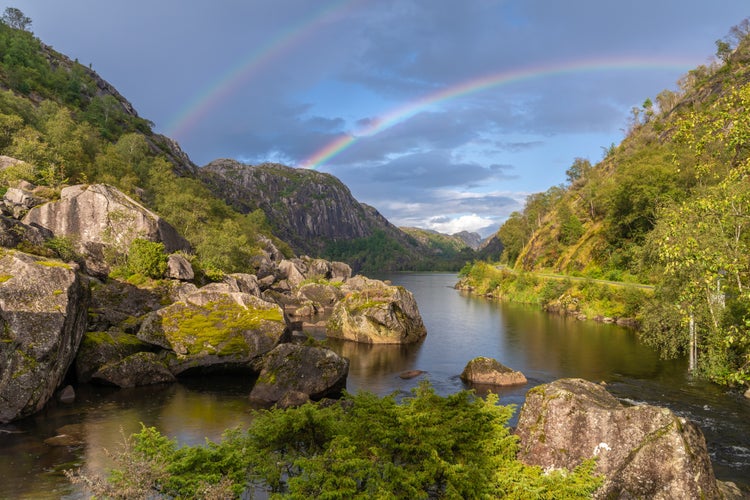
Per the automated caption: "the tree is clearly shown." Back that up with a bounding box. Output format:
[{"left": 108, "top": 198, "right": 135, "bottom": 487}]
[{"left": 1, "top": 7, "right": 31, "bottom": 31}]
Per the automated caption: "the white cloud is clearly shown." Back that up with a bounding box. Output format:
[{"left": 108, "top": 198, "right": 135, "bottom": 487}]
[{"left": 426, "top": 214, "right": 495, "bottom": 235}]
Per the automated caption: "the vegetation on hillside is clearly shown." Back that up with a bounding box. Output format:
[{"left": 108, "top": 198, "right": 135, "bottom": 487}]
[
  {"left": 0, "top": 11, "right": 290, "bottom": 279},
  {"left": 472, "top": 19, "right": 750, "bottom": 386},
  {"left": 68, "top": 383, "right": 601, "bottom": 499}
]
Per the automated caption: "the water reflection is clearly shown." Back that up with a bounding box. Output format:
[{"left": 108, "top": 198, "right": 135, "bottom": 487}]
[{"left": 1, "top": 272, "right": 748, "bottom": 497}]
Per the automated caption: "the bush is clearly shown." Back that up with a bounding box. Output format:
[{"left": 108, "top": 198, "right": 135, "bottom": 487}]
[
  {"left": 67, "top": 383, "right": 602, "bottom": 498},
  {"left": 127, "top": 239, "right": 167, "bottom": 279}
]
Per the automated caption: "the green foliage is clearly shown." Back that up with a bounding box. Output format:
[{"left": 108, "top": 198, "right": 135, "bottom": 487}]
[
  {"left": 324, "top": 229, "right": 407, "bottom": 273},
  {"left": 126, "top": 239, "right": 167, "bottom": 279},
  {"left": 43, "top": 236, "right": 80, "bottom": 263},
  {"left": 74, "top": 383, "right": 602, "bottom": 499}
]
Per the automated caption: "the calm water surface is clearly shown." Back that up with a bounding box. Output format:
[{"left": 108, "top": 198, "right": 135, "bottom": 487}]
[{"left": 1, "top": 272, "right": 748, "bottom": 497}]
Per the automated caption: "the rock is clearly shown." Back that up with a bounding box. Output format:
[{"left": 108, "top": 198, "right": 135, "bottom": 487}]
[
  {"left": 138, "top": 287, "right": 290, "bottom": 375},
  {"left": 275, "top": 390, "right": 311, "bottom": 409},
  {"left": 166, "top": 254, "right": 194, "bottom": 280},
  {"left": 399, "top": 369, "right": 426, "bottom": 379},
  {"left": 0, "top": 215, "right": 53, "bottom": 250},
  {"left": 3, "top": 187, "right": 46, "bottom": 218},
  {"left": 278, "top": 259, "right": 306, "bottom": 288},
  {"left": 75, "top": 330, "right": 153, "bottom": 383},
  {"left": 744, "top": 386, "right": 750, "bottom": 399},
  {"left": 515, "top": 378, "right": 721, "bottom": 500},
  {"left": 304, "top": 258, "right": 331, "bottom": 280},
  {"left": 249, "top": 344, "right": 349, "bottom": 404},
  {"left": 0, "top": 251, "right": 88, "bottom": 423},
  {"left": 58, "top": 385, "right": 75, "bottom": 404},
  {"left": 330, "top": 261, "right": 352, "bottom": 281},
  {"left": 91, "top": 352, "right": 176, "bottom": 388},
  {"left": 88, "top": 279, "right": 171, "bottom": 333},
  {"left": 717, "top": 481, "right": 746, "bottom": 500},
  {"left": 44, "top": 434, "right": 83, "bottom": 447},
  {"left": 326, "top": 276, "right": 427, "bottom": 344},
  {"left": 296, "top": 282, "right": 344, "bottom": 308},
  {"left": 226, "top": 273, "right": 261, "bottom": 297},
  {"left": 23, "top": 184, "right": 190, "bottom": 277},
  {"left": 460, "top": 357, "right": 527, "bottom": 386}
]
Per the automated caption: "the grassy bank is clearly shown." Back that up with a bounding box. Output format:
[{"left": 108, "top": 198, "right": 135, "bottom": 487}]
[{"left": 457, "top": 262, "right": 650, "bottom": 325}]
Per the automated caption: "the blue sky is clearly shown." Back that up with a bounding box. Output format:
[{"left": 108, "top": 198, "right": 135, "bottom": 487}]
[{"left": 12, "top": 1, "right": 749, "bottom": 236}]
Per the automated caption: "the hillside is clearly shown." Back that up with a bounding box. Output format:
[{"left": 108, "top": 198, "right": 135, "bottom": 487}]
[
  {"left": 0, "top": 17, "right": 477, "bottom": 275},
  {"left": 484, "top": 20, "right": 750, "bottom": 386}
]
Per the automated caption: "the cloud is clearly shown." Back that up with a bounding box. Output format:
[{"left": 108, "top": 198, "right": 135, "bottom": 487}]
[{"left": 426, "top": 214, "right": 497, "bottom": 236}]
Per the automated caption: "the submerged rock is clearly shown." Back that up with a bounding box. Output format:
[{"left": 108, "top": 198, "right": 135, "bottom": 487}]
[
  {"left": 0, "top": 251, "right": 88, "bottom": 423},
  {"left": 515, "top": 378, "right": 721, "bottom": 499},
  {"left": 460, "top": 357, "right": 527, "bottom": 386}
]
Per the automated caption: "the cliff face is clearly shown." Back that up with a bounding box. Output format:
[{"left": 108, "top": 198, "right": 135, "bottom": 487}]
[{"left": 199, "top": 159, "right": 415, "bottom": 258}]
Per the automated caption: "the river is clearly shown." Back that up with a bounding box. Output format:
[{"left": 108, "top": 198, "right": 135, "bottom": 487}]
[{"left": 1, "top": 272, "right": 748, "bottom": 497}]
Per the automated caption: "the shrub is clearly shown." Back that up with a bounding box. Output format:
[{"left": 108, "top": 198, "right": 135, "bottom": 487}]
[{"left": 127, "top": 238, "right": 167, "bottom": 279}]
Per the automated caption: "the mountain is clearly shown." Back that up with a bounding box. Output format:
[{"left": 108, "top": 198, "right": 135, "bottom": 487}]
[
  {"left": 452, "top": 230, "right": 483, "bottom": 250},
  {"left": 199, "top": 160, "right": 475, "bottom": 272}
]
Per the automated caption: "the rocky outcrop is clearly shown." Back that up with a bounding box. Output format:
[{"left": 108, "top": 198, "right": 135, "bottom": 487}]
[
  {"left": 515, "top": 378, "right": 721, "bottom": 499},
  {"left": 23, "top": 184, "right": 190, "bottom": 277},
  {"left": 326, "top": 275, "right": 427, "bottom": 344},
  {"left": 249, "top": 343, "right": 349, "bottom": 404},
  {"left": 137, "top": 286, "right": 290, "bottom": 375},
  {"left": 0, "top": 251, "right": 88, "bottom": 423},
  {"left": 460, "top": 357, "right": 527, "bottom": 386}
]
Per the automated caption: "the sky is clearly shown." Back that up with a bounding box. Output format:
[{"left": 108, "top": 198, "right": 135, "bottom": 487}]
[{"left": 10, "top": 1, "right": 749, "bottom": 237}]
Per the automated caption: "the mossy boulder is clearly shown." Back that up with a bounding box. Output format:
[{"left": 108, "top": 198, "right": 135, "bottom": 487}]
[
  {"left": 138, "top": 287, "right": 290, "bottom": 375},
  {"left": 326, "top": 276, "right": 426, "bottom": 344},
  {"left": 460, "top": 357, "right": 527, "bottom": 386},
  {"left": 90, "top": 351, "right": 176, "bottom": 388},
  {"left": 75, "top": 330, "right": 153, "bottom": 383},
  {"left": 88, "top": 278, "right": 172, "bottom": 333},
  {"left": 249, "top": 343, "right": 349, "bottom": 404},
  {"left": 515, "top": 378, "right": 721, "bottom": 499},
  {"left": 0, "top": 251, "right": 88, "bottom": 423}
]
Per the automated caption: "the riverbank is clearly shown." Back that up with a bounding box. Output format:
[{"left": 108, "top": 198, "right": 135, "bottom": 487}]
[{"left": 456, "top": 262, "right": 651, "bottom": 327}]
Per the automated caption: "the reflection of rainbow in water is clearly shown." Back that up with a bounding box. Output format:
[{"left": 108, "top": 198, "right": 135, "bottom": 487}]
[
  {"left": 164, "top": 0, "right": 360, "bottom": 140},
  {"left": 299, "top": 56, "right": 696, "bottom": 170}
]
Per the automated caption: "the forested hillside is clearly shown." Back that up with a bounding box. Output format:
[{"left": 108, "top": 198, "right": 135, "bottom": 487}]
[
  {"left": 0, "top": 12, "right": 297, "bottom": 280},
  {"left": 472, "top": 19, "right": 750, "bottom": 386}
]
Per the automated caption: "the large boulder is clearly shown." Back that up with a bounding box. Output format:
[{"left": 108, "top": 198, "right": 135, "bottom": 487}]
[
  {"left": 137, "top": 286, "right": 290, "bottom": 375},
  {"left": 326, "top": 276, "right": 426, "bottom": 344},
  {"left": 23, "top": 184, "right": 190, "bottom": 277},
  {"left": 0, "top": 215, "right": 53, "bottom": 250},
  {"left": 515, "top": 378, "right": 721, "bottom": 499},
  {"left": 0, "top": 251, "right": 88, "bottom": 423},
  {"left": 75, "top": 330, "right": 153, "bottom": 383},
  {"left": 460, "top": 356, "right": 527, "bottom": 386},
  {"left": 249, "top": 343, "right": 349, "bottom": 404}
]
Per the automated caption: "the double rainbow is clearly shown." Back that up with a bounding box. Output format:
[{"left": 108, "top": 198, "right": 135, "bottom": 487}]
[{"left": 298, "top": 56, "right": 697, "bottom": 170}]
